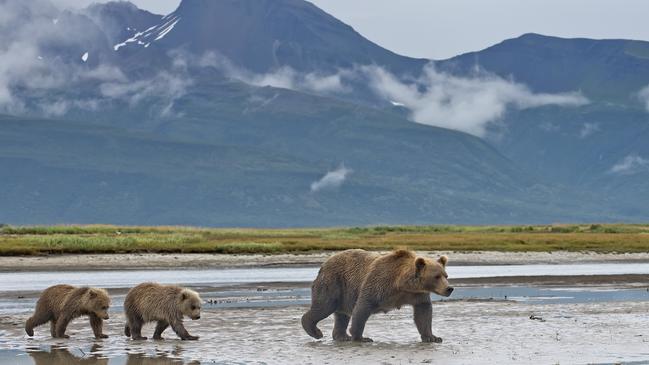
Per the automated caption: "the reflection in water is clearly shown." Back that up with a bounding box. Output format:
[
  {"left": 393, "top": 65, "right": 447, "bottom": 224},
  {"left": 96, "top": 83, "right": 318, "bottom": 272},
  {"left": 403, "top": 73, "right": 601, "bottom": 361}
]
[
  {"left": 126, "top": 345, "right": 200, "bottom": 365},
  {"left": 125, "top": 352, "right": 200, "bottom": 365},
  {"left": 26, "top": 345, "right": 201, "bottom": 365},
  {"left": 28, "top": 344, "right": 107, "bottom": 365}
]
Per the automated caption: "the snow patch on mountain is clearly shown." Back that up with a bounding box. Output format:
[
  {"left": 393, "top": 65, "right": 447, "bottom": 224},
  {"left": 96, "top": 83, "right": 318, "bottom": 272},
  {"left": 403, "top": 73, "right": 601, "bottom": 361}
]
[{"left": 113, "top": 15, "right": 180, "bottom": 51}]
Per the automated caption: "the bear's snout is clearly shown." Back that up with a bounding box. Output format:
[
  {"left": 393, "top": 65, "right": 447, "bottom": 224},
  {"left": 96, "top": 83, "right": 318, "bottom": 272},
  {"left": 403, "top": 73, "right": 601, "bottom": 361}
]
[
  {"left": 192, "top": 315, "right": 200, "bottom": 320},
  {"left": 445, "top": 287, "right": 454, "bottom": 297}
]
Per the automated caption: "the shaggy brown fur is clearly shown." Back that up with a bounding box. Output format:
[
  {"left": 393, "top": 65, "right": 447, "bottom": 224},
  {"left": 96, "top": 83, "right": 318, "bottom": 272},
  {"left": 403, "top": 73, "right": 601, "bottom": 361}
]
[
  {"left": 123, "top": 282, "right": 202, "bottom": 341},
  {"left": 25, "top": 284, "right": 111, "bottom": 339},
  {"left": 302, "top": 249, "right": 453, "bottom": 343}
]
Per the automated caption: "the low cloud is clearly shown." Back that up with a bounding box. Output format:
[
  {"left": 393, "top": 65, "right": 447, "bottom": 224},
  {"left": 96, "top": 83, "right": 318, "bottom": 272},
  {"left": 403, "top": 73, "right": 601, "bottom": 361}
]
[
  {"left": 638, "top": 85, "right": 649, "bottom": 112},
  {"left": 99, "top": 69, "right": 191, "bottom": 117},
  {"left": 0, "top": 1, "right": 190, "bottom": 118},
  {"left": 363, "top": 64, "right": 589, "bottom": 137},
  {"left": 199, "top": 52, "right": 350, "bottom": 95},
  {"left": 200, "top": 57, "right": 588, "bottom": 138},
  {"left": 310, "top": 164, "right": 352, "bottom": 192},
  {"left": 610, "top": 154, "right": 649, "bottom": 175},
  {"left": 579, "top": 122, "right": 600, "bottom": 139}
]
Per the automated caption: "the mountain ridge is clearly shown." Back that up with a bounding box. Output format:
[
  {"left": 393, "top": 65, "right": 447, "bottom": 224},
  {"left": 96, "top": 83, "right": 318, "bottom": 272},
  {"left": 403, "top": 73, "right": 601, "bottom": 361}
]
[{"left": 0, "top": 0, "right": 648, "bottom": 226}]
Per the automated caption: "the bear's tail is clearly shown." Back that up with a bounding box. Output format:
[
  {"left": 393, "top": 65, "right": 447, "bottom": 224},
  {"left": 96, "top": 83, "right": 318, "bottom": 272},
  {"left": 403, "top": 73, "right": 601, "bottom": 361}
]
[
  {"left": 301, "top": 311, "right": 323, "bottom": 339},
  {"left": 124, "top": 324, "right": 131, "bottom": 337}
]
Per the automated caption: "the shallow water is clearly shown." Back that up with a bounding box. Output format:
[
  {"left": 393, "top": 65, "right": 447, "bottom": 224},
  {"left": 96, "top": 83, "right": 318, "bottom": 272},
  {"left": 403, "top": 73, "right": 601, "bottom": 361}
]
[
  {"left": 3, "top": 263, "right": 649, "bottom": 292},
  {"left": 2, "top": 264, "right": 649, "bottom": 364},
  {"left": 2, "top": 283, "right": 649, "bottom": 317},
  {"left": 2, "top": 301, "right": 649, "bottom": 365}
]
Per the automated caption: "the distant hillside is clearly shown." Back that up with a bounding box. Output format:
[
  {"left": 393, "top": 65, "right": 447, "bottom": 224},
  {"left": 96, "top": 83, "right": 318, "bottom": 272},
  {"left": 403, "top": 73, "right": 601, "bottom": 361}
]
[
  {"left": 0, "top": 1, "right": 647, "bottom": 226},
  {"left": 438, "top": 33, "right": 649, "bottom": 103}
]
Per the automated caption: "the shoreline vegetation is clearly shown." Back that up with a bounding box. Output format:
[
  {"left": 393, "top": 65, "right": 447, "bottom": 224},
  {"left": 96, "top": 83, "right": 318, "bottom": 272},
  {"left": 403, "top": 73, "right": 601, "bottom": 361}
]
[{"left": 1, "top": 224, "right": 649, "bottom": 256}]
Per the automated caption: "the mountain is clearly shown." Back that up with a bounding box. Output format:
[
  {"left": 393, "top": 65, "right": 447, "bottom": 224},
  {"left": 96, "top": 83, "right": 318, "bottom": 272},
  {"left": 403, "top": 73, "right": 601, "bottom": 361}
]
[
  {"left": 0, "top": 0, "right": 115, "bottom": 69},
  {"left": 84, "top": 1, "right": 162, "bottom": 46},
  {"left": 0, "top": 0, "right": 648, "bottom": 226},
  {"left": 436, "top": 34, "right": 649, "bottom": 217},
  {"left": 437, "top": 33, "right": 649, "bottom": 103},
  {"left": 112, "top": 0, "right": 426, "bottom": 74},
  {"left": 1, "top": 90, "right": 595, "bottom": 226}
]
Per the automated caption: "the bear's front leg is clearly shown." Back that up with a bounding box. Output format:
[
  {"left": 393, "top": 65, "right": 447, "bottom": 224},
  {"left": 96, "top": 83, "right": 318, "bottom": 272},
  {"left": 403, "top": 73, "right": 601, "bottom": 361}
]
[
  {"left": 89, "top": 314, "right": 108, "bottom": 339},
  {"left": 413, "top": 302, "right": 442, "bottom": 343},
  {"left": 153, "top": 321, "right": 169, "bottom": 340},
  {"left": 349, "top": 300, "right": 375, "bottom": 342},
  {"left": 170, "top": 320, "right": 199, "bottom": 341}
]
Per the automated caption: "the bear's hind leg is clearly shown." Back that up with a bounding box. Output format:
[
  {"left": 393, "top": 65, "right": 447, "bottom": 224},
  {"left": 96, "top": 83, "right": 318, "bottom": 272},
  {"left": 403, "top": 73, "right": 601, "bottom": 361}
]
[
  {"left": 25, "top": 310, "right": 51, "bottom": 337},
  {"left": 127, "top": 315, "right": 147, "bottom": 340},
  {"left": 301, "top": 297, "right": 337, "bottom": 339},
  {"left": 153, "top": 321, "right": 169, "bottom": 340},
  {"left": 332, "top": 312, "right": 351, "bottom": 341},
  {"left": 54, "top": 314, "right": 72, "bottom": 338},
  {"left": 49, "top": 320, "right": 57, "bottom": 338}
]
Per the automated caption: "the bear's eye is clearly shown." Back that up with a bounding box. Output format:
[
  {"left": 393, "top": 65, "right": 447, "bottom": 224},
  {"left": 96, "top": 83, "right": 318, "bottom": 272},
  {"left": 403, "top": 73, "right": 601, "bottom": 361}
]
[
  {"left": 191, "top": 305, "right": 196, "bottom": 310},
  {"left": 435, "top": 274, "right": 442, "bottom": 280}
]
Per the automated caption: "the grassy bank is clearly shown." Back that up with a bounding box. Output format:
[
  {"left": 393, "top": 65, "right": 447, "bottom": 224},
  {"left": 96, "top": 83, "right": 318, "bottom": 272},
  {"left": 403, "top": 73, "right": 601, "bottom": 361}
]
[{"left": 1, "top": 224, "right": 649, "bottom": 255}]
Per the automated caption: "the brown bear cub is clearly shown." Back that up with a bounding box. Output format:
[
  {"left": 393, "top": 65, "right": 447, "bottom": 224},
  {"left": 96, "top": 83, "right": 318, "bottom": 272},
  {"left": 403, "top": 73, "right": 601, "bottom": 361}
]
[
  {"left": 123, "top": 282, "right": 202, "bottom": 341},
  {"left": 25, "top": 284, "right": 111, "bottom": 339},
  {"left": 302, "top": 249, "right": 453, "bottom": 343}
]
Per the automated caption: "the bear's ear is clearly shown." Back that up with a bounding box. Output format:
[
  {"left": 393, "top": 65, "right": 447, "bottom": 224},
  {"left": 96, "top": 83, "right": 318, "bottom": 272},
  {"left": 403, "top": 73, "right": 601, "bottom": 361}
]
[
  {"left": 438, "top": 256, "right": 448, "bottom": 267},
  {"left": 180, "top": 292, "right": 188, "bottom": 301},
  {"left": 415, "top": 257, "right": 426, "bottom": 270},
  {"left": 88, "top": 289, "right": 97, "bottom": 298}
]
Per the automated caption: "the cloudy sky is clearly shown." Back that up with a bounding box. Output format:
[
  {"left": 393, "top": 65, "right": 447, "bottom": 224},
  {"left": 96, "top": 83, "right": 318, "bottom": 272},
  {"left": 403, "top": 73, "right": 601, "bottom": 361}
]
[{"left": 63, "top": 0, "right": 649, "bottom": 59}]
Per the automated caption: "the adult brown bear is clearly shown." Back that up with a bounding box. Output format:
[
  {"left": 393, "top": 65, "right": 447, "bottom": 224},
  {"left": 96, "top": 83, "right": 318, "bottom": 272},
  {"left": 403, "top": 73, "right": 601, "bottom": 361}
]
[{"left": 301, "top": 249, "right": 453, "bottom": 343}]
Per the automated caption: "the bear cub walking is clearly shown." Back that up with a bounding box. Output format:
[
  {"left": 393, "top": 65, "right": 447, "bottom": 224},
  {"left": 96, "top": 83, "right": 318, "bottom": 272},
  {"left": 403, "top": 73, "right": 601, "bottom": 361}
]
[
  {"left": 25, "top": 284, "right": 111, "bottom": 339},
  {"left": 124, "top": 282, "right": 202, "bottom": 341},
  {"left": 302, "top": 249, "right": 453, "bottom": 343}
]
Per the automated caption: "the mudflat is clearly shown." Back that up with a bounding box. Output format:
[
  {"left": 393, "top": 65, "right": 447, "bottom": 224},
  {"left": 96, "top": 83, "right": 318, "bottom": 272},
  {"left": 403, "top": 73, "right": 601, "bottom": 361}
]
[{"left": 1, "top": 300, "right": 648, "bottom": 364}]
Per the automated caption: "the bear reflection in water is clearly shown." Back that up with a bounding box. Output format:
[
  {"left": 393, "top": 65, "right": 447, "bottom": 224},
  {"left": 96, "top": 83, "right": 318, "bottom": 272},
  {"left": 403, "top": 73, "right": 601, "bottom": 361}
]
[
  {"left": 27, "top": 345, "right": 107, "bottom": 365},
  {"left": 27, "top": 345, "right": 200, "bottom": 365}
]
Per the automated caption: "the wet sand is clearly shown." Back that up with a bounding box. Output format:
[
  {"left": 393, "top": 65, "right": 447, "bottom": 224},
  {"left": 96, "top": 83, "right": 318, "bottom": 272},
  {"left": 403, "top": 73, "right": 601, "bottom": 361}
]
[
  {"left": 1, "top": 300, "right": 649, "bottom": 364},
  {"left": 1, "top": 253, "right": 649, "bottom": 364},
  {"left": 3, "top": 251, "right": 649, "bottom": 272}
]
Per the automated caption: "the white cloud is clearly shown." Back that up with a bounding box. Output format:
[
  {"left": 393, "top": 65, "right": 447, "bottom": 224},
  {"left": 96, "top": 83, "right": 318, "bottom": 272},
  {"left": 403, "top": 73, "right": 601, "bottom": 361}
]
[
  {"left": 363, "top": 64, "right": 589, "bottom": 137},
  {"left": 199, "top": 54, "right": 588, "bottom": 138},
  {"left": 198, "top": 52, "right": 350, "bottom": 95},
  {"left": 100, "top": 71, "right": 190, "bottom": 115},
  {"left": 579, "top": 122, "right": 600, "bottom": 139},
  {"left": 610, "top": 154, "right": 649, "bottom": 175},
  {"left": 638, "top": 85, "right": 649, "bottom": 112},
  {"left": 245, "top": 67, "right": 351, "bottom": 95},
  {"left": 310, "top": 164, "right": 352, "bottom": 192},
  {"left": 0, "top": 1, "right": 190, "bottom": 118}
]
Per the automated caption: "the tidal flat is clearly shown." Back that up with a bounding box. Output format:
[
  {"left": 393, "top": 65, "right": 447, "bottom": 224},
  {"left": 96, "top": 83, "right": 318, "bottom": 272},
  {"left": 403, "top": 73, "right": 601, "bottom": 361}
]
[{"left": 1, "top": 259, "right": 649, "bottom": 364}]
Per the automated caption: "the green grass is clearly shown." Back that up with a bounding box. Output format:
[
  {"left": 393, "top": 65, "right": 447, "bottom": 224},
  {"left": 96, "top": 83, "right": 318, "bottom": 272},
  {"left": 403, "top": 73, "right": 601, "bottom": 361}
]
[{"left": 1, "top": 224, "right": 649, "bottom": 255}]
